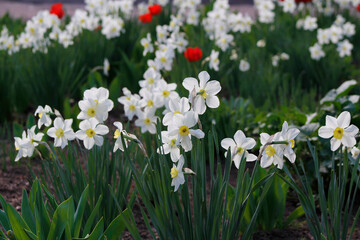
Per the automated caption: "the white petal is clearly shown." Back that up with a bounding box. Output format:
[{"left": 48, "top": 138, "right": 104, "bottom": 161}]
[
  {"left": 189, "top": 129, "right": 205, "bottom": 139},
  {"left": 234, "top": 130, "right": 246, "bottom": 146},
  {"left": 345, "top": 124, "right": 359, "bottom": 136},
  {"left": 246, "top": 153, "right": 257, "bottom": 162},
  {"left": 221, "top": 138, "right": 236, "bottom": 151},
  {"left": 182, "top": 77, "right": 199, "bottom": 91},
  {"left": 204, "top": 80, "right": 221, "bottom": 95},
  {"left": 318, "top": 126, "right": 334, "bottom": 139},
  {"left": 337, "top": 111, "right": 351, "bottom": 128},
  {"left": 193, "top": 96, "right": 206, "bottom": 115},
  {"left": 325, "top": 115, "right": 338, "bottom": 129},
  {"left": 341, "top": 134, "right": 356, "bottom": 148},
  {"left": 205, "top": 95, "right": 220, "bottom": 109},
  {"left": 94, "top": 135, "right": 104, "bottom": 147},
  {"left": 95, "top": 125, "right": 109, "bottom": 135},
  {"left": 330, "top": 138, "right": 341, "bottom": 151},
  {"left": 198, "top": 71, "right": 210, "bottom": 88},
  {"left": 84, "top": 137, "right": 95, "bottom": 150}
]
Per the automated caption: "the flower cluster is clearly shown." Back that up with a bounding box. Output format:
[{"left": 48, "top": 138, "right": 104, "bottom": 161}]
[
  {"left": 0, "top": 0, "right": 134, "bottom": 54},
  {"left": 221, "top": 121, "right": 300, "bottom": 170},
  {"left": 307, "top": 15, "right": 355, "bottom": 60}
]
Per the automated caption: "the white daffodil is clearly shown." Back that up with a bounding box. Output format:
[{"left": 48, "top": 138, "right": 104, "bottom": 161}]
[
  {"left": 239, "top": 59, "right": 250, "bottom": 72},
  {"left": 162, "top": 97, "right": 190, "bottom": 126},
  {"left": 182, "top": 71, "right": 221, "bottom": 115},
  {"left": 134, "top": 109, "right": 157, "bottom": 134},
  {"left": 47, "top": 117, "right": 75, "bottom": 149},
  {"left": 14, "top": 130, "right": 31, "bottom": 162},
  {"left": 78, "top": 87, "right": 114, "bottom": 122},
  {"left": 123, "top": 97, "right": 141, "bottom": 121},
  {"left": 155, "top": 80, "right": 179, "bottom": 107},
  {"left": 139, "top": 68, "right": 162, "bottom": 90},
  {"left": 351, "top": 146, "right": 360, "bottom": 159},
  {"left": 35, "top": 105, "right": 53, "bottom": 129},
  {"left": 209, "top": 50, "right": 220, "bottom": 71},
  {"left": 260, "top": 133, "right": 285, "bottom": 169},
  {"left": 140, "top": 33, "right": 154, "bottom": 56},
  {"left": 113, "top": 121, "right": 129, "bottom": 152},
  {"left": 221, "top": 130, "right": 257, "bottom": 169},
  {"left": 309, "top": 43, "right": 325, "bottom": 60},
  {"left": 318, "top": 111, "right": 359, "bottom": 151},
  {"left": 76, "top": 118, "right": 109, "bottom": 150},
  {"left": 279, "top": 121, "right": 300, "bottom": 163},
  {"left": 158, "top": 131, "right": 181, "bottom": 162},
  {"left": 337, "top": 39, "right": 353, "bottom": 58},
  {"left": 139, "top": 88, "right": 162, "bottom": 112},
  {"left": 168, "top": 111, "right": 204, "bottom": 151},
  {"left": 171, "top": 155, "right": 185, "bottom": 192},
  {"left": 15, "top": 126, "right": 44, "bottom": 162},
  {"left": 103, "top": 58, "right": 110, "bottom": 76}
]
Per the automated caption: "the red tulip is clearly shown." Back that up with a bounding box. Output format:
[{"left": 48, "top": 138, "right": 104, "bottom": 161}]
[
  {"left": 50, "top": 3, "right": 65, "bottom": 19},
  {"left": 184, "top": 47, "right": 203, "bottom": 62},
  {"left": 139, "top": 13, "right": 152, "bottom": 23},
  {"left": 357, "top": 4, "right": 360, "bottom": 12},
  {"left": 148, "top": 4, "right": 162, "bottom": 16}
]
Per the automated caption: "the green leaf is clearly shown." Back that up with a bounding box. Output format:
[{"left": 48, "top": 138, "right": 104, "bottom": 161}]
[
  {"left": 26, "top": 115, "right": 36, "bottom": 129},
  {"left": 109, "top": 77, "right": 121, "bottom": 104},
  {"left": 284, "top": 205, "right": 305, "bottom": 227},
  {"left": 6, "top": 203, "right": 32, "bottom": 240},
  {"left": 83, "top": 195, "right": 103, "bottom": 237},
  {"left": 12, "top": 123, "right": 23, "bottom": 138},
  {"left": 47, "top": 197, "right": 74, "bottom": 239},
  {"left": 21, "top": 189, "right": 36, "bottom": 233},
  {"left": 102, "top": 209, "right": 130, "bottom": 239},
  {"left": 73, "top": 186, "right": 89, "bottom": 238}
]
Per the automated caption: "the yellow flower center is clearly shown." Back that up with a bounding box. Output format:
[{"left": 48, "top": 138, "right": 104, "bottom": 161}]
[
  {"left": 198, "top": 89, "right": 208, "bottom": 99},
  {"left": 147, "top": 100, "right": 153, "bottom": 107},
  {"left": 162, "top": 90, "right": 170, "bottom": 97},
  {"left": 170, "top": 167, "right": 178, "bottom": 178},
  {"left": 87, "top": 108, "right": 96, "bottom": 117},
  {"left": 160, "top": 57, "right": 167, "bottom": 63},
  {"left": 170, "top": 138, "right": 177, "bottom": 146},
  {"left": 144, "top": 118, "right": 151, "bottom": 125},
  {"left": 126, "top": 96, "right": 131, "bottom": 100},
  {"left": 265, "top": 145, "right": 275, "bottom": 157},
  {"left": 147, "top": 78, "right": 154, "bottom": 84},
  {"left": 55, "top": 128, "right": 64, "bottom": 138},
  {"left": 144, "top": 42, "right": 149, "bottom": 48},
  {"left": 236, "top": 147, "right": 244, "bottom": 155},
  {"left": 290, "top": 139, "right": 295, "bottom": 148},
  {"left": 179, "top": 126, "right": 189, "bottom": 136},
  {"left": 129, "top": 105, "right": 136, "bottom": 111},
  {"left": 333, "top": 127, "right": 344, "bottom": 139},
  {"left": 173, "top": 111, "right": 182, "bottom": 115},
  {"left": 16, "top": 146, "right": 19, "bottom": 151},
  {"left": 38, "top": 112, "right": 43, "bottom": 118},
  {"left": 86, "top": 129, "right": 95, "bottom": 138},
  {"left": 114, "top": 129, "right": 120, "bottom": 139}
]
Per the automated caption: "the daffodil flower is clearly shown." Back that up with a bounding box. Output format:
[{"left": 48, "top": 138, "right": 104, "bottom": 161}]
[
  {"left": 47, "top": 117, "right": 75, "bottom": 149},
  {"left": 171, "top": 155, "right": 185, "bottom": 192},
  {"left": 182, "top": 71, "right": 221, "bottom": 115},
  {"left": 221, "top": 130, "right": 257, "bottom": 168},
  {"left": 318, "top": 111, "right": 359, "bottom": 151},
  {"left": 168, "top": 111, "right": 204, "bottom": 151},
  {"left": 76, "top": 118, "right": 109, "bottom": 150}
]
